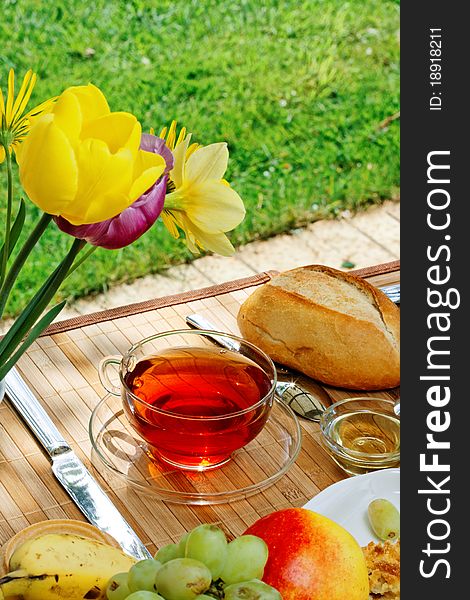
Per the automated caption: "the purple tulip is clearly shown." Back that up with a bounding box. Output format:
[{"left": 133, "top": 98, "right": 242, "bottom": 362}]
[{"left": 54, "top": 134, "right": 174, "bottom": 250}]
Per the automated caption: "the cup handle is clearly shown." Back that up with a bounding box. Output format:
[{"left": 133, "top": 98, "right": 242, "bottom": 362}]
[{"left": 99, "top": 356, "right": 122, "bottom": 396}]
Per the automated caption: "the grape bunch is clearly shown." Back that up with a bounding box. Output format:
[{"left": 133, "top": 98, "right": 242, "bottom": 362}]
[{"left": 106, "top": 524, "right": 281, "bottom": 600}]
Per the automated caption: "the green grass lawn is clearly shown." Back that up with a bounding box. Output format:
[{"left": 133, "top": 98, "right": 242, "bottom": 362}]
[{"left": 1, "top": 0, "right": 399, "bottom": 317}]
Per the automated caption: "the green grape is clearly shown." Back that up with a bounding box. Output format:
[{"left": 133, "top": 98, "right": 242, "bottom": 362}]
[
  {"left": 178, "top": 532, "right": 190, "bottom": 556},
  {"left": 106, "top": 572, "right": 131, "bottom": 600},
  {"left": 127, "top": 558, "right": 162, "bottom": 593},
  {"left": 126, "top": 592, "right": 165, "bottom": 600},
  {"left": 155, "top": 558, "right": 212, "bottom": 600},
  {"left": 194, "top": 596, "right": 214, "bottom": 599},
  {"left": 224, "top": 580, "right": 282, "bottom": 599},
  {"left": 220, "top": 535, "right": 268, "bottom": 585},
  {"left": 368, "top": 498, "right": 400, "bottom": 541},
  {"left": 185, "top": 524, "right": 228, "bottom": 579},
  {"left": 155, "top": 543, "right": 181, "bottom": 564}
]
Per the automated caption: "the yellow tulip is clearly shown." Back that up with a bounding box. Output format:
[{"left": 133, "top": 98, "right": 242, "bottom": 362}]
[
  {"left": 15, "top": 84, "right": 165, "bottom": 225},
  {"left": 163, "top": 131, "right": 245, "bottom": 256}
]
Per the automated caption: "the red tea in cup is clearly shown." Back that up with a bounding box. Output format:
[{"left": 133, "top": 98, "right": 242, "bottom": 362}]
[{"left": 122, "top": 345, "right": 274, "bottom": 470}]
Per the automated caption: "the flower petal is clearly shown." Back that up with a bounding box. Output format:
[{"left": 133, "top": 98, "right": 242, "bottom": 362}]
[
  {"left": 54, "top": 216, "right": 109, "bottom": 246},
  {"left": 170, "top": 133, "right": 191, "bottom": 189},
  {"left": 51, "top": 88, "right": 82, "bottom": 141},
  {"left": 192, "top": 229, "right": 236, "bottom": 256},
  {"left": 81, "top": 112, "right": 141, "bottom": 154},
  {"left": 176, "top": 213, "right": 236, "bottom": 256},
  {"left": 17, "top": 114, "right": 78, "bottom": 215},
  {"left": 161, "top": 210, "right": 180, "bottom": 239},
  {"left": 23, "top": 96, "right": 56, "bottom": 122},
  {"left": 5, "top": 69, "right": 14, "bottom": 125},
  {"left": 177, "top": 180, "right": 246, "bottom": 233},
  {"left": 54, "top": 175, "right": 167, "bottom": 249},
  {"left": 11, "top": 70, "right": 35, "bottom": 123},
  {"left": 140, "top": 133, "right": 174, "bottom": 173},
  {"left": 0, "top": 145, "right": 5, "bottom": 164},
  {"left": 67, "top": 84, "right": 110, "bottom": 121},
  {"left": 128, "top": 149, "right": 165, "bottom": 201},
  {"left": 63, "top": 138, "right": 135, "bottom": 224},
  {"left": 185, "top": 142, "right": 228, "bottom": 184}
]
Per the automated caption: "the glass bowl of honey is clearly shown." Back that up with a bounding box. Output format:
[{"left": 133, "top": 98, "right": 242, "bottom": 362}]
[
  {"left": 320, "top": 397, "right": 400, "bottom": 476},
  {"left": 99, "top": 329, "right": 277, "bottom": 471}
]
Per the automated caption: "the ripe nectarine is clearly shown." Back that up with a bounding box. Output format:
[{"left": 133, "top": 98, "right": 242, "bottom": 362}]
[{"left": 245, "top": 508, "right": 369, "bottom": 600}]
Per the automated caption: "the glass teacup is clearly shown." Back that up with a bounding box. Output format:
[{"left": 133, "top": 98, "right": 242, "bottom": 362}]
[{"left": 99, "top": 329, "right": 276, "bottom": 471}]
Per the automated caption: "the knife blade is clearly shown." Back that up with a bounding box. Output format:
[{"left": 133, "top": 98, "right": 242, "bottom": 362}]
[{"left": 4, "top": 367, "right": 151, "bottom": 560}]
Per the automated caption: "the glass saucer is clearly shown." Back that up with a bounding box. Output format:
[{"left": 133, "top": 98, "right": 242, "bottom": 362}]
[{"left": 89, "top": 394, "right": 301, "bottom": 505}]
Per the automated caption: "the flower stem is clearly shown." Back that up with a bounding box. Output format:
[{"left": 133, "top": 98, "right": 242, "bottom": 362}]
[
  {"left": 0, "top": 238, "right": 85, "bottom": 376},
  {"left": 0, "top": 149, "right": 14, "bottom": 287},
  {"left": 65, "top": 243, "right": 97, "bottom": 279},
  {"left": 0, "top": 213, "right": 52, "bottom": 317}
]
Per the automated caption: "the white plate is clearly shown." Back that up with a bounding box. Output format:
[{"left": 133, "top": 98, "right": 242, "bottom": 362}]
[{"left": 303, "top": 468, "right": 400, "bottom": 546}]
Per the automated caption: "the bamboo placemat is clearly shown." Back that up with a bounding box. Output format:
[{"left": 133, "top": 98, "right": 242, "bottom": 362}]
[{"left": 0, "top": 261, "right": 400, "bottom": 552}]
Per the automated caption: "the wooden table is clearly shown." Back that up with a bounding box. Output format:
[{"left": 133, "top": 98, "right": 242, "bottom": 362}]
[{"left": 0, "top": 261, "right": 400, "bottom": 552}]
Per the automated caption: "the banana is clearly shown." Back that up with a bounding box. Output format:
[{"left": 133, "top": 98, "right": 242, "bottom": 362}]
[{"left": 0, "top": 532, "right": 136, "bottom": 599}]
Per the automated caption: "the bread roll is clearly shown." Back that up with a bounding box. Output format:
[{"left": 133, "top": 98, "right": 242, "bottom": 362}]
[{"left": 237, "top": 265, "right": 400, "bottom": 390}]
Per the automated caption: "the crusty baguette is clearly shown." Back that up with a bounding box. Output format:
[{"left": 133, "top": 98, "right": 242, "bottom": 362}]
[{"left": 237, "top": 265, "right": 400, "bottom": 390}]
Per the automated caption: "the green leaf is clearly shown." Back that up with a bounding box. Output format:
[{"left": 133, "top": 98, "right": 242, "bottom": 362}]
[
  {"left": 0, "top": 199, "right": 26, "bottom": 265},
  {"left": 0, "top": 212, "right": 52, "bottom": 317},
  {"left": 0, "top": 239, "right": 83, "bottom": 369},
  {"left": 0, "top": 301, "right": 66, "bottom": 381}
]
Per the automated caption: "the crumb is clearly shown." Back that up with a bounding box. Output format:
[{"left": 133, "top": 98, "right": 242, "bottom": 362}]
[{"left": 362, "top": 540, "right": 400, "bottom": 600}]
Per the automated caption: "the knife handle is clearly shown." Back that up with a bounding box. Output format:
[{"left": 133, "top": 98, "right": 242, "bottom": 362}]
[{"left": 4, "top": 367, "right": 70, "bottom": 456}]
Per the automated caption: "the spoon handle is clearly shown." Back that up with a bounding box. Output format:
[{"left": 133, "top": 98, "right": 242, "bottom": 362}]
[
  {"left": 185, "top": 314, "right": 240, "bottom": 352},
  {"left": 275, "top": 382, "right": 326, "bottom": 422}
]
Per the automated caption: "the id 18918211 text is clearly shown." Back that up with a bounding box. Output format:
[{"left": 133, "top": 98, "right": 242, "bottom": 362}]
[{"left": 429, "top": 28, "right": 442, "bottom": 111}]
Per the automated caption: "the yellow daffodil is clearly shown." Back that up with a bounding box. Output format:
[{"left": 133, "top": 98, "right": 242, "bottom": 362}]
[
  {"left": 0, "top": 69, "right": 55, "bottom": 163},
  {"left": 162, "top": 125, "right": 245, "bottom": 256},
  {"left": 15, "top": 84, "right": 165, "bottom": 225}
]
